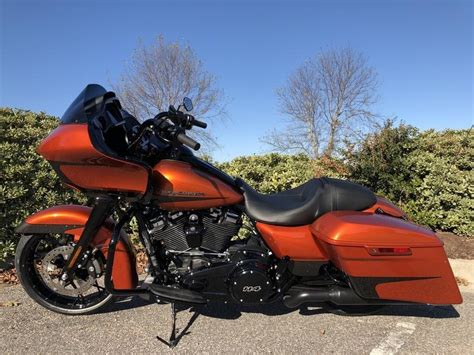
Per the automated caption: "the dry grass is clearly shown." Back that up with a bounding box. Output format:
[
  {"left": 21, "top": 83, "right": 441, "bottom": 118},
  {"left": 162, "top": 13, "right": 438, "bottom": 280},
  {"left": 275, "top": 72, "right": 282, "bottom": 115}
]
[
  {"left": 455, "top": 276, "right": 470, "bottom": 287},
  {"left": 0, "top": 268, "right": 19, "bottom": 285}
]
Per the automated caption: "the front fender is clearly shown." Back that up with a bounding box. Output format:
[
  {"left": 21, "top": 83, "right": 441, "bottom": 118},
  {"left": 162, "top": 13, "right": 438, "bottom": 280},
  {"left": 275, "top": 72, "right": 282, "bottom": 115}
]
[{"left": 16, "top": 205, "right": 138, "bottom": 290}]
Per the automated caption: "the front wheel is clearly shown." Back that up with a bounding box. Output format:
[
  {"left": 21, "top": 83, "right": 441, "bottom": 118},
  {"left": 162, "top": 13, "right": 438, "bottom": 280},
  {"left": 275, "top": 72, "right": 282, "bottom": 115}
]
[{"left": 15, "top": 234, "right": 113, "bottom": 315}]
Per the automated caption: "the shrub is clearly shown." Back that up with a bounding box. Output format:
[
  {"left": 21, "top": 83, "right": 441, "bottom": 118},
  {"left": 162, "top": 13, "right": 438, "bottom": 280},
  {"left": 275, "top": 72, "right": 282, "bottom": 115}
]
[
  {"left": 347, "top": 122, "right": 473, "bottom": 236},
  {"left": 403, "top": 129, "right": 473, "bottom": 236},
  {"left": 345, "top": 121, "right": 420, "bottom": 202},
  {"left": 217, "top": 153, "right": 347, "bottom": 193},
  {"left": 1, "top": 108, "right": 84, "bottom": 259}
]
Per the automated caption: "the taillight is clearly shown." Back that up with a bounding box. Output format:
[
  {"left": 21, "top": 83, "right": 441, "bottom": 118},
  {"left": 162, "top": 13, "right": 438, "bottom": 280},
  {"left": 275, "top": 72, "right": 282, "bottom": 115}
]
[{"left": 367, "top": 247, "right": 412, "bottom": 256}]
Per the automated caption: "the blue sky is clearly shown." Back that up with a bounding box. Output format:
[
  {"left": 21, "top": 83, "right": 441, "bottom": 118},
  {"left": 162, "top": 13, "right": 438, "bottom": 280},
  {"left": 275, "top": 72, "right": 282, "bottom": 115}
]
[{"left": 1, "top": 0, "right": 472, "bottom": 161}]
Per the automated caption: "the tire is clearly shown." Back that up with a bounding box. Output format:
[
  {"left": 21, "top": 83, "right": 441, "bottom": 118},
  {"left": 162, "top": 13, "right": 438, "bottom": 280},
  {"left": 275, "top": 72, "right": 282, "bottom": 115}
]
[{"left": 15, "top": 234, "right": 113, "bottom": 315}]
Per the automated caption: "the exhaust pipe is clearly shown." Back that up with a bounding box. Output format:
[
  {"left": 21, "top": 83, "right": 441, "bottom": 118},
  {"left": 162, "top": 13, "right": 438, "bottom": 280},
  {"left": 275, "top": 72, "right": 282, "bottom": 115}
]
[{"left": 283, "top": 286, "right": 410, "bottom": 308}]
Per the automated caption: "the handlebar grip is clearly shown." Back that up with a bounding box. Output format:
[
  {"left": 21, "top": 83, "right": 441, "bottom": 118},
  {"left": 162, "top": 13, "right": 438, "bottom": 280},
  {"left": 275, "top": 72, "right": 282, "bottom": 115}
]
[
  {"left": 192, "top": 119, "right": 207, "bottom": 129},
  {"left": 176, "top": 132, "right": 200, "bottom": 150}
]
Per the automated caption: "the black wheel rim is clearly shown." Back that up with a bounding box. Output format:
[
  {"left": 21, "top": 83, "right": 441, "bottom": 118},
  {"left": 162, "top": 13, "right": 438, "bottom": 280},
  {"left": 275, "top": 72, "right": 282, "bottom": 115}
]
[{"left": 20, "top": 235, "right": 110, "bottom": 311}]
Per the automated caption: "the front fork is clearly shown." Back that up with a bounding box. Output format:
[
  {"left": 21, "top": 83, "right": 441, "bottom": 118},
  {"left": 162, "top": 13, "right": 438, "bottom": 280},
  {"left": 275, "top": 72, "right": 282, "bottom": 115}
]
[
  {"left": 62, "top": 196, "right": 163, "bottom": 296},
  {"left": 62, "top": 196, "right": 116, "bottom": 282}
]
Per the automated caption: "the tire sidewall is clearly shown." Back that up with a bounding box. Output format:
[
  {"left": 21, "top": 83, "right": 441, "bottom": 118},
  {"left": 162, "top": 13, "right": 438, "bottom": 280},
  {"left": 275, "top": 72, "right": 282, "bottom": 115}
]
[{"left": 15, "top": 234, "right": 113, "bottom": 315}]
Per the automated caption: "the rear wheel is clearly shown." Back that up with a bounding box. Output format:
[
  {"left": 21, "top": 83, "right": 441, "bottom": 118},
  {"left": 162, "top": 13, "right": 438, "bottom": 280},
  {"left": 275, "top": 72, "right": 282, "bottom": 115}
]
[{"left": 15, "top": 234, "right": 113, "bottom": 315}]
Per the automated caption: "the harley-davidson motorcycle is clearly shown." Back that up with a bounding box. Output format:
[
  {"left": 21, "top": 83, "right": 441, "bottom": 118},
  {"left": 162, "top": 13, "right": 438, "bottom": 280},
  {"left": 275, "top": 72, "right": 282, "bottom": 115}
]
[{"left": 15, "top": 84, "right": 461, "bottom": 345}]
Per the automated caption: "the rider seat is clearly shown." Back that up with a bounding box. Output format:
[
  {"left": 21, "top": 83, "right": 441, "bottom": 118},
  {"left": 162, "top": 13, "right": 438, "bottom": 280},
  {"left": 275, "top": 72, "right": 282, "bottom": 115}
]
[{"left": 235, "top": 177, "right": 376, "bottom": 226}]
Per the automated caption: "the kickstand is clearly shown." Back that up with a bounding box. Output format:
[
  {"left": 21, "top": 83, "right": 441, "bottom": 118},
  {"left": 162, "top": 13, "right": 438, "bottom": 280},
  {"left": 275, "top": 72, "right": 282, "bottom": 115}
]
[{"left": 157, "top": 302, "right": 178, "bottom": 348}]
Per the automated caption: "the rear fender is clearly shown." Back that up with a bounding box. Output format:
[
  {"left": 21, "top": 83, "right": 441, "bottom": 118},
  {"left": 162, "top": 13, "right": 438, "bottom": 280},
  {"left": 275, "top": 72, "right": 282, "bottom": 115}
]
[
  {"left": 16, "top": 205, "right": 138, "bottom": 290},
  {"left": 364, "top": 196, "right": 406, "bottom": 218}
]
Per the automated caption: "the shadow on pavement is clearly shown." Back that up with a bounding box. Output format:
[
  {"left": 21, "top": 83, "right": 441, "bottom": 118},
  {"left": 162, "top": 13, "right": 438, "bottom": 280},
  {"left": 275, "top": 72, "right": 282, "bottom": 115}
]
[
  {"left": 99, "top": 295, "right": 460, "bottom": 320},
  {"left": 97, "top": 296, "right": 460, "bottom": 348},
  {"left": 192, "top": 301, "right": 460, "bottom": 320},
  {"left": 299, "top": 303, "right": 460, "bottom": 318},
  {"left": 191, "top": 300, "right": 296, "bottom": 319},
  {"left": 99, "top": 296, "right": 155, "bottom": 313},
  {"left": 374, "top": 304, "right": 460, "bottom": 318},
  {"left": 175, "top": 301, "right": 460, "bottom": 346}
]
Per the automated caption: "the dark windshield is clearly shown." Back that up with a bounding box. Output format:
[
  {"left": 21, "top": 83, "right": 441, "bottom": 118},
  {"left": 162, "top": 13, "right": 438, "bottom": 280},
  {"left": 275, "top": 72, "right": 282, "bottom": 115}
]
[{"left": 61, "top": 84, "right": 108, "bottom": 124}]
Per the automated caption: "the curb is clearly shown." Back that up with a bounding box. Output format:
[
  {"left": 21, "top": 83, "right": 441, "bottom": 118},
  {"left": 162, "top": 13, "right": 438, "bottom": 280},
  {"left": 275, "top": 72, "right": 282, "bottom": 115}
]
[{"left": 449, "top": 258, "right": 474, "bottom": 291}]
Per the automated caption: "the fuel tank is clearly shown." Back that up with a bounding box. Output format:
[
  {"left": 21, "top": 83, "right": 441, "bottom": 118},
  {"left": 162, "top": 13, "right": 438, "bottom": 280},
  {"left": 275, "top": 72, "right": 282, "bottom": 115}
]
[
  {"left": 152, "top": 160, "right": 243, "bottom": 210},
  {"left": 37, "top": 124, "right": 148, "bottom": 196}
]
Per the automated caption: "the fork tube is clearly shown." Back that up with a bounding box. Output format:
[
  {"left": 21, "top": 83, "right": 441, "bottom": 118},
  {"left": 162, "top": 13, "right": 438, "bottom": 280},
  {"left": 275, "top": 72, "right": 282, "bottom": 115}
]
[
  {"left": 135, "top": 211, "right": 162, "bottom": 273},
  {"left": 63, "top": 196, "right": 116, "bottom": 277},
  {"left": 103, "top": 206, "right": 148, "bottom": 295}
]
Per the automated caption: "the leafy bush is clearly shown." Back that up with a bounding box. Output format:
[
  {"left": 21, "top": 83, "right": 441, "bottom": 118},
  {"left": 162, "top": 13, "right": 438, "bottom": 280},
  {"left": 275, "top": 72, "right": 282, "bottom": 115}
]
[
  {"left": 217, "top": 153, "right": 347, "bottom": 193},
  {"left": 344, "top": 121, "right": 420, "bottom": 202},
  {"left": 1, "top": 108, "right": 84, "bottom": 259},
  {"left": 347, "top": 122, "right": 473, "bottom": 236},
  {"left": 403, "top": 129, "right": 473, "bottom": 235}
]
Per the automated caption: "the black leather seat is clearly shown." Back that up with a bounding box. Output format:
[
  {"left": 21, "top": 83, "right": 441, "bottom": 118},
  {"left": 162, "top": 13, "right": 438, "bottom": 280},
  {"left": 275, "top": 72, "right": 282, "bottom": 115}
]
[{"left": 235, "top": 177, "right": 376, "bottom": 226}]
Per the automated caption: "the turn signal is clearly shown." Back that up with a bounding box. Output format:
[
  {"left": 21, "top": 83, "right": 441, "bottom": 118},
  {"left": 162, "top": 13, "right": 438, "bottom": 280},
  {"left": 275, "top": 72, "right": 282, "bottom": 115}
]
[{"left": 367, "top": 247, "right": 412, "bottom": 256}]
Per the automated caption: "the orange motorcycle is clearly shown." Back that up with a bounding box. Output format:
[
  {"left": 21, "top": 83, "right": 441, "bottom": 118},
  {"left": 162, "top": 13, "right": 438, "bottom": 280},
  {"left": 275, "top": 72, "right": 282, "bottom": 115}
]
[{"left": 15, "top": 84, "right": 461, "bottom": 345}]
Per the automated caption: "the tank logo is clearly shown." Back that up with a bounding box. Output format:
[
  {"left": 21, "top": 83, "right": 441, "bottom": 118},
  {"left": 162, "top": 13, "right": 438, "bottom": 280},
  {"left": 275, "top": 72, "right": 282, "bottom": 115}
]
[
  {"left": 160, "top": 190, "right": 205, "bottom": 197},
  {"left": 242, "top": 286, "right": 262, "bottom": 292}
]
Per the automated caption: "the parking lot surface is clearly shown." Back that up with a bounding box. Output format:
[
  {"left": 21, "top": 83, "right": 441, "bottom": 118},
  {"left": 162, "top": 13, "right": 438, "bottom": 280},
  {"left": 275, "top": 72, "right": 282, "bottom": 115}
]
[{"left": 1, "top": 285, "right": 472, "bottom": 354}]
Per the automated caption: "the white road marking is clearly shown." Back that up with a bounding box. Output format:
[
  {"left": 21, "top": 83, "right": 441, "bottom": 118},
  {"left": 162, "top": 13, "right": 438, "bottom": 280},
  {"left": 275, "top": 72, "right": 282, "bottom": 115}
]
[{"left": 369, "top": 322, "right": 416, "bottom": 355}]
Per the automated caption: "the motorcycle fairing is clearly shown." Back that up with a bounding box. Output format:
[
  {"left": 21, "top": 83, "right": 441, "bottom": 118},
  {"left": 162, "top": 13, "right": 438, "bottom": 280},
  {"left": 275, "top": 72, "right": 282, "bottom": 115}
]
[
  {"left": 60, "top": 84, "right": 108, "bottom": 124},
  {"left": 37, "top": 124, "right": 149, "bottom": 196},
  {"left": 311, "top": 211, "right": 462, "bottom": 305},
  {"left": 15, "top": 205, "right": 138, "bottom": 290}
]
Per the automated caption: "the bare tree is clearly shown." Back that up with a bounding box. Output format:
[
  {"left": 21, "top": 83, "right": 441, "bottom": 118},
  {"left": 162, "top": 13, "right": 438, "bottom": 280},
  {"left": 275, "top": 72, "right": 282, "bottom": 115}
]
[
  {"left": 113, "top": 36, "right": 225, "bottom": 149},
  {"left": 263, "top": 47, "right": 379, "bottom": 159}
]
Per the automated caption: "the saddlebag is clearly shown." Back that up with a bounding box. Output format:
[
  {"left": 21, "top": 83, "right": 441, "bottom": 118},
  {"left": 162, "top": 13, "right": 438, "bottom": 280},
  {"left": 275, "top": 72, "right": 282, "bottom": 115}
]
[{"left": 311, "top": 211, "right": 462, "bottom": 304}]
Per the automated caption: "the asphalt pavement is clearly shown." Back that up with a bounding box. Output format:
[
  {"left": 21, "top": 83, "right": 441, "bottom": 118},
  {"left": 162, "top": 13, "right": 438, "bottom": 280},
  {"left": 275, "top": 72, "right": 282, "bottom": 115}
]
[{"left": 1, "top": 284, "right": 473, "bottom": 354}]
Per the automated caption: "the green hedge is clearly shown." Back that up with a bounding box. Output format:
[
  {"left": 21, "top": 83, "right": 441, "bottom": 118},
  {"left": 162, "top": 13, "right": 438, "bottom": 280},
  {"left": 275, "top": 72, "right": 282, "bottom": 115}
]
[
  {"left": 216, "top": 153, "right": 347, "bottom": 193},
  {"left": 1, "top": 109, "right": 472, "bottom": 261},
  {"left": 404, "top": 129, "right": 473, "bottom": 235},
  {"left": 346, "top": 122, "right": 473, "bottom": 236}
]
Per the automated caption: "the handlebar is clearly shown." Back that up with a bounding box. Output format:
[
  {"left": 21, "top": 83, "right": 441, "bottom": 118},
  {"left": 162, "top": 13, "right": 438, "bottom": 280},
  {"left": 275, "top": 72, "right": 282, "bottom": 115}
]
[
  {"left": 192, "top": 118, "right": 207, "bottom": 129},
  {"left": 176, "top": 132, "right": 201, "bottom": 151},
  {"left": 147, "top": 110, "right": 206, "bottom": 151}
]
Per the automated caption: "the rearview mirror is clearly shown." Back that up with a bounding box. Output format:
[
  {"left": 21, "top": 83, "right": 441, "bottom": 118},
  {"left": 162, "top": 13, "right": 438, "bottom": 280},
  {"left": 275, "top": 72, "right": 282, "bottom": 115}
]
[{"left": 183, "top": 97, "right": 193, "bottom": 112}]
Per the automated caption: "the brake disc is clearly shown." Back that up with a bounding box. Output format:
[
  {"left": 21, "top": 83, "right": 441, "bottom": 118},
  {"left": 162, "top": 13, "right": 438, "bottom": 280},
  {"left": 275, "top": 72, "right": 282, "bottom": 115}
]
[{"left": 38, "top": 245, "right": 96, "bottom": 297}]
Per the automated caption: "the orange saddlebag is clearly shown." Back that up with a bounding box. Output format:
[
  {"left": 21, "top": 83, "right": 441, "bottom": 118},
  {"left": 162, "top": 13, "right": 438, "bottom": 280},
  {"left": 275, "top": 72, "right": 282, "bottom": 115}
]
[{"left": 311, "top": 212, "right": 462, "bottom": 304}]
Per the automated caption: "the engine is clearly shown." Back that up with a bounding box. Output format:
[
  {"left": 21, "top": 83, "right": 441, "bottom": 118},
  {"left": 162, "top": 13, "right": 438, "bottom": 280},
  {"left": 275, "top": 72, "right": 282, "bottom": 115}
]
[
  {"left": 147, "top": 207, "right": 242, "bottom": 273},
  {"left": 226, "top": 245, "right": 275, "bottom": 303},
  {"left": 146, "top": 207, "right": 290, "bottom": 304},
  {"left": 178, "top": 242, "right": 290, "bottom": 304},
  {"left": 148, "top": 207, "right": 241, "bottom": 253}
]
